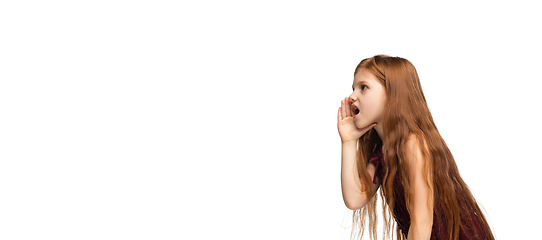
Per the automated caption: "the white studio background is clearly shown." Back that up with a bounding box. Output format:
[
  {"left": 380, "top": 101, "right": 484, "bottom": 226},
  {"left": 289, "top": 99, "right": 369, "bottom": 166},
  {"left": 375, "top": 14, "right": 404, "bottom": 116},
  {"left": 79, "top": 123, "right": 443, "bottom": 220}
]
[{"left": 0, "top": 1, "right": 540, "bottom": 239}]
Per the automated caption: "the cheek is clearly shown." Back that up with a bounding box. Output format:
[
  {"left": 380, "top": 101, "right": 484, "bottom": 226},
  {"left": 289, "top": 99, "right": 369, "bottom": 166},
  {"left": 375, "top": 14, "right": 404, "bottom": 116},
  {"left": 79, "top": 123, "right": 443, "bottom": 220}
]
[
  {"left": 376, "top": 102, "right": 386, "bottom": 117},
  {"left": 366, "top": 100, "right": 385, "bottom": 116}
]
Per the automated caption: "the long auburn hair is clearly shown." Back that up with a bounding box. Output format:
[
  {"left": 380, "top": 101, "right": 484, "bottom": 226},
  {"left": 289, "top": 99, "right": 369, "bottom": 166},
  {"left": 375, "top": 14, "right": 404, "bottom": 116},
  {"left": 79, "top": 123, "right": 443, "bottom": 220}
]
[{"left": 350, "top": 55, "right": 494, "bottom": 240}]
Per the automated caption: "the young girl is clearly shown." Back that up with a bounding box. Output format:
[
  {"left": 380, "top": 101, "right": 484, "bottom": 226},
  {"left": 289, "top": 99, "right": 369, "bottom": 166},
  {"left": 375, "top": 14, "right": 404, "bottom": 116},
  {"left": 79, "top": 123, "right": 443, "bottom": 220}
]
[{"left": 338, "top": 55, "right": 495, "bottom": 240}]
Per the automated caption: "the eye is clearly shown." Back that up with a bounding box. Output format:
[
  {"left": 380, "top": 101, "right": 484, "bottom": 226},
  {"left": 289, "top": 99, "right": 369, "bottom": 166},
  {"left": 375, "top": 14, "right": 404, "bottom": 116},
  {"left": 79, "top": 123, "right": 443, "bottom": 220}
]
[{"left": 361, "top": 85, "right": 368, "bottom": 91}]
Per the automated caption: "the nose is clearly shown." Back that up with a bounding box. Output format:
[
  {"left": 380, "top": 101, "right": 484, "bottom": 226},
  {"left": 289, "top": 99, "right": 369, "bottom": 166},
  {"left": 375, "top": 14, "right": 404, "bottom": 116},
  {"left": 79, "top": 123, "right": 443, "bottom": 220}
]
[{"left": 349, "top": 94, "right": 357, "bottom": 103}]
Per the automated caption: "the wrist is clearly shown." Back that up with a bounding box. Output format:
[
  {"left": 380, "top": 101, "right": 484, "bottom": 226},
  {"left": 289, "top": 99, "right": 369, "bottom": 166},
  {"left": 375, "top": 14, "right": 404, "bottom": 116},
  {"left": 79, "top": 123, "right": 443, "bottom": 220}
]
[{"left": 341, "top": 140, "right": 358, "bottom": 147}]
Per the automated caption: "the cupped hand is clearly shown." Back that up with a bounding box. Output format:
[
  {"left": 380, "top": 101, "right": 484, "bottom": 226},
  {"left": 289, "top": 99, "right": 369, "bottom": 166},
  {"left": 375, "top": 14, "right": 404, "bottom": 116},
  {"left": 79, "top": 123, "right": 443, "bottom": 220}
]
[{"left": 337, "top": 97, "right": 377, "bottom": 143}]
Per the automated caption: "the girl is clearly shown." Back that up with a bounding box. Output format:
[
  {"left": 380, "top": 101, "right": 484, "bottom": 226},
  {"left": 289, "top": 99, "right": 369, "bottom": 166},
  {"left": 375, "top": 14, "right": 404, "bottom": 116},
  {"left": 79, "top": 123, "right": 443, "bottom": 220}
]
[{"left": 337, "top": 55, "right": 494, "bottom": 240}]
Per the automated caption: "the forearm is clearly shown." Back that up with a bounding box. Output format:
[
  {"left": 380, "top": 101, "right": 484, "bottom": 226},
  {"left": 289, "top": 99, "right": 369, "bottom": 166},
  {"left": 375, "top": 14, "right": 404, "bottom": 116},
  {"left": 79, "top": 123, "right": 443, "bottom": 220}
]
[{"left": 340, "top": 141, "right": 365, "bottom": 209}]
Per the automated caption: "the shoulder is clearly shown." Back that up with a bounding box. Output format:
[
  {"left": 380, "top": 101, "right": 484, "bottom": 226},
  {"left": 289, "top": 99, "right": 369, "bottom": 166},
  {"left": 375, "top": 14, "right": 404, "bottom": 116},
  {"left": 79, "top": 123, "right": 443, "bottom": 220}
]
[
  {"left": 404, "top": 134, "right": 430, "bottom": 172},
  {"left": 405, "top": 134, "right": 425, "bottom": 156}
]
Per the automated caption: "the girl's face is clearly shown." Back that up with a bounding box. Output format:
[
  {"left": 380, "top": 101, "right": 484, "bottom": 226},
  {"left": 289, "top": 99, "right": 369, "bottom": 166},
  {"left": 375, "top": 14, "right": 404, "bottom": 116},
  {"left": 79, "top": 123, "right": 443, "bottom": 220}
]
[{"left": 349, "top": 69, "right": 387, "bottom": 130}]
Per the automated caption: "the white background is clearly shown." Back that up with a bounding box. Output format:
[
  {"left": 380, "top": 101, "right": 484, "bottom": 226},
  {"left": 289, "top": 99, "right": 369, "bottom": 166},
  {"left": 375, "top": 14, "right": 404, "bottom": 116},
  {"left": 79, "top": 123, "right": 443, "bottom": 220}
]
[{"left": 1, "top": 1, "right": 540, "bottom": 239}]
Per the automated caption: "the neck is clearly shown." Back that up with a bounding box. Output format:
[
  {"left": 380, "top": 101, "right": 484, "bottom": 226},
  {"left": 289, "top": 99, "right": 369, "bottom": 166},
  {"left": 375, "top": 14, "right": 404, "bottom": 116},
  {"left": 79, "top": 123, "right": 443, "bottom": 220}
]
[{"left": 375, "top": 123, "right": 386, "bottom": 146}]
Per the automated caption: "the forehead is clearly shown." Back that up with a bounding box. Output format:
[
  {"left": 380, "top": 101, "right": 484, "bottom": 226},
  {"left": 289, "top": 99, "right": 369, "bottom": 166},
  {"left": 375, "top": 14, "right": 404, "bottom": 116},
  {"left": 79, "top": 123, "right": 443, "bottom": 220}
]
[{"left": 353, "top": 69, "right": 379, "bottom": 85}]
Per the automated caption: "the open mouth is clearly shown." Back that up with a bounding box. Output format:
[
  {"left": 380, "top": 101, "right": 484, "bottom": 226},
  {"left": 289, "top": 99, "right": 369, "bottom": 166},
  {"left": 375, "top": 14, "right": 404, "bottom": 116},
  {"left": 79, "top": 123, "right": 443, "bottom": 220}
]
[{"left": 352, "top": 105, "right": 360, "bottom": 116}]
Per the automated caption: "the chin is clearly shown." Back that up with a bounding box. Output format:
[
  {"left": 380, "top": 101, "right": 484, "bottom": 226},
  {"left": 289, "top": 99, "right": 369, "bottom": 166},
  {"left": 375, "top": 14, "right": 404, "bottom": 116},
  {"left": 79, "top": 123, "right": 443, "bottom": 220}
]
[
  {"left": 355, "top": 119, "right": 372, "bottom": 129},
  {"left": 354, "top": 120, "right": 365, "bottom": 129}
]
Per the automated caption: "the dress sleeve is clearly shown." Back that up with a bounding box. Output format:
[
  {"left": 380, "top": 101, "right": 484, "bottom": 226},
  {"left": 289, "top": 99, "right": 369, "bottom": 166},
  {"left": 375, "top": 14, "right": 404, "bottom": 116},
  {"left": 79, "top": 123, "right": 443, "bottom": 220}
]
[{"left": 369, "top": 150, "right": 383, "bottom": 184}]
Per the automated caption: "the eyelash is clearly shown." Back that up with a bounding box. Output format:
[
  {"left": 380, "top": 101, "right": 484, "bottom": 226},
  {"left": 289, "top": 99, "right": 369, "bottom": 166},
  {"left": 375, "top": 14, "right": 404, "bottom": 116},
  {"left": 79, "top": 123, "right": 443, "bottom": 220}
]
[{"left": 352, "top": 85, "right": 368, "bottom": 91}]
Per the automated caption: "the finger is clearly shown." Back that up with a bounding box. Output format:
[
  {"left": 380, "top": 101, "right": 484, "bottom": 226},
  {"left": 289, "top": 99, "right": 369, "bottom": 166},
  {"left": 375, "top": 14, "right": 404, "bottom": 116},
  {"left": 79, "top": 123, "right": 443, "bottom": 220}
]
[
  {"left": 341, "top": 99, "right": 346, "bottom": 119},
  {"left": 338, "top": 107, "right": 341, "bottom": 121},
  {"left": 345, "top": 98, "right": 351, "bottom": 117}
]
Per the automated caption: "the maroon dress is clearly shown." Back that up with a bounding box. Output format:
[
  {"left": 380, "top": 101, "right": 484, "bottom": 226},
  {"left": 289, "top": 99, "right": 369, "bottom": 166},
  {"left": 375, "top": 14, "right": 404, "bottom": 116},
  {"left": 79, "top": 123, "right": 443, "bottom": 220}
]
[{"left": 369, "top": 148, "right": 488, "bottom": 240}]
